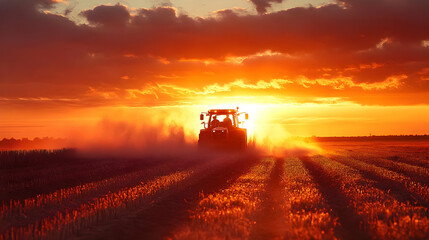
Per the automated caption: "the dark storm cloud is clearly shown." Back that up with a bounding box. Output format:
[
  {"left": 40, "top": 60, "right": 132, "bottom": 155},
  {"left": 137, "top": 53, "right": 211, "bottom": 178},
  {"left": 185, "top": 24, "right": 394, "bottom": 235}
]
[
  {"left": 249, "top": 0, "right": 284, "bottom": 14},
  {"left": 0, "top": 0, "right": 428, "bottom": 106},
  {"left": 83, "top": 0, "right": 429, "bottom": 58},
  {"left": 81, "top": 4, "right": 130, "bottom": 28}
]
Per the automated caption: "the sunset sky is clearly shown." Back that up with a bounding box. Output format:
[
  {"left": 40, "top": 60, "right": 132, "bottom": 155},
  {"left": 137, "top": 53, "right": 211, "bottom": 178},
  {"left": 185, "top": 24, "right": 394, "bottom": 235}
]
[{"left": 1, "top": 0, "right": 429, "bottom": 139}]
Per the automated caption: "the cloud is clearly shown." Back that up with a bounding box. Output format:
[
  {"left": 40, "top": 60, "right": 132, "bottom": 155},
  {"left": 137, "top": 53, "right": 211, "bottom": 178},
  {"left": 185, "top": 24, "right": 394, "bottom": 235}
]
[
  {"left": 127, "top": 79, "right": 293, "bottom": 97},
  {"left": 295, "top": 75, "right": 406, "bottom": 90},
  {"left": 201, "top": 79, "right": 294, "bottom": 93},
  {"left": 248, "top": 0, "right": 284, "bottom": 14},
  {"left": 81, "top": 4, "right": 130, "bottom": 28},
  {"left": 0, "top": 0, "right": 428, "bottom": 107}
]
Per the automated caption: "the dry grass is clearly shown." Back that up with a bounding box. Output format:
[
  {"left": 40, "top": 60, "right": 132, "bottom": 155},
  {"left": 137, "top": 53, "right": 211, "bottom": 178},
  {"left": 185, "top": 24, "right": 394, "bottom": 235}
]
[
  {"left": 281, "top": 157, "right": 338, "bottom": 239},
  {"left": 1, "top": 143, "right": 429, "bottom": 240},
  {"left": 173, "top": 157, "right": 274, "bottom": 239},
  {"left": 311, "top": 154, "right": 429, "bottom": 239}
]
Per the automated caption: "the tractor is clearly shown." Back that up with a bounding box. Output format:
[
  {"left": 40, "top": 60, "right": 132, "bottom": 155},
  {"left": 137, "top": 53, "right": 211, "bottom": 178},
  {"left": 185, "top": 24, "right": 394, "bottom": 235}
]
[{"left": 198, "top": 108, "right": 249, "bottom": 151}]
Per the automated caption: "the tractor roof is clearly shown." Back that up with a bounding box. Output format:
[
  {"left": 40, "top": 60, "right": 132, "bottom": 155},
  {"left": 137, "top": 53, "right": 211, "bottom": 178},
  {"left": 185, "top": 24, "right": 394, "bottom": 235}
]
[{"left": 208, "top": 109, "right": 238, "bottom": 114}]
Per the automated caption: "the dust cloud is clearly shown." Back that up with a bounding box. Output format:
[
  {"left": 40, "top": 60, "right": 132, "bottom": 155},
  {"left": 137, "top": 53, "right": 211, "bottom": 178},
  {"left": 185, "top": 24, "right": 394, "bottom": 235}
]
[
  {"left": 64, "top": 107, "right": 198, "bottom": 158},
  {"left": 67, "top": 119, "right": 197, "bottom": 158},
  {"left": 65, "top": 107, "right": 321, "bottom": 159},
  {"left": 250, "top": 123, "right": 323, "bottom": 158}
]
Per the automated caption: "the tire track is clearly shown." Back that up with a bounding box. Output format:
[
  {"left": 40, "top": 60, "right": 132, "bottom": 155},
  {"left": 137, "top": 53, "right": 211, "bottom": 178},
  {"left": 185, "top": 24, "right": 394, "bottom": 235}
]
[
  {"left": 331, "top": 156, "right": 429, "bottom": 209},
  {"left": 0, "top": 158, "right": 200, "bottom": 230},
  {"left": 300, "top": 156, "right": 372, "bottom": 240},
  {"left": 78, "top": 154, "right": 260, "bottom": 240},
  {"left": 249, "top": 157, "right": 284, "bottom": 239},
  {"left": 347, "top": 154, "right": 429, "bottom": 188}
]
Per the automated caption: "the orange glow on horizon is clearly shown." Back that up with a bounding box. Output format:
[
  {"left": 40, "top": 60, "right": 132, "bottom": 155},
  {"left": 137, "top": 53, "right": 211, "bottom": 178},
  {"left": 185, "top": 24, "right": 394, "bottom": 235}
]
[
  {"left": 2, "top": 101, "right": 429, "bottom": 140},
  {"left": 1, "top": 1, "right": 429, "bottom": 143}
]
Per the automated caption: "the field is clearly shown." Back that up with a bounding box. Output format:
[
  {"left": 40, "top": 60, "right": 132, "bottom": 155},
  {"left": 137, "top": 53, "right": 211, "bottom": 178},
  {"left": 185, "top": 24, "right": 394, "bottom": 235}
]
[{"left": 1, "top": 141, "right": 429, "bottom": 240}]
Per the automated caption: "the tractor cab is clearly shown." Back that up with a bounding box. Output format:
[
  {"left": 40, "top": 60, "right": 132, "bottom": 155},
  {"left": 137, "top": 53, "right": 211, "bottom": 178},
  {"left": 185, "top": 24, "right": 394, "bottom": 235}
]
[{"left": 198, "top": 108, "right": 248, "bottom": 150}]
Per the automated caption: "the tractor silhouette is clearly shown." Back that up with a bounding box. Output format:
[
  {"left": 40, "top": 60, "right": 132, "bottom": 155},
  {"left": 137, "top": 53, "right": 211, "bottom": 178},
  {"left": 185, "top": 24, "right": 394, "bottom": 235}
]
[{"left": 198, "top": 108, "right": 248, "bottom": 150}]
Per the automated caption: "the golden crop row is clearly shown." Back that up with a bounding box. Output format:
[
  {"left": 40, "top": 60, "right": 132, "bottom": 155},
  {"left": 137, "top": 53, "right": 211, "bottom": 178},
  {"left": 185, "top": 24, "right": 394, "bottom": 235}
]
[
  {"left": 281, "top": 157, "right": 338, "bottom": 239},
  {"left": 332, "top": 154, "right": 429, "bottom": 206},
  {"left": 1, "top": 169, "right": 193, "bottom": 240},
  {"left": 173, "top": 157, "right": 275, "bottom": 239},
  {"left": 1, "top": 155, "right": 242, "bottom": 240},
  {"left": 313, "top": 155, "right": 429, "bottom": 239},
  {"left": 0, "top": 161, "right": 180, "bottom": 221}
]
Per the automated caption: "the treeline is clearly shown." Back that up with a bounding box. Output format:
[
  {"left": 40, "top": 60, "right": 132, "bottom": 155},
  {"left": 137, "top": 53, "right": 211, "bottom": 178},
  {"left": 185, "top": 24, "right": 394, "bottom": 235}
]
[
  {"left": 312, "top": 134, "right": 429, "bottom": 142},
  {"left": 0, "top": 137, "right": 68, "bottom": 151}
]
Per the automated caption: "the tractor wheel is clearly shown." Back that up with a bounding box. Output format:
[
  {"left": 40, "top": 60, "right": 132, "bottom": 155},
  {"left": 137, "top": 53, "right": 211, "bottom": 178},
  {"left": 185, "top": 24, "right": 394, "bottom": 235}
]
[{"left": 231, "top": 132, "right": 247, "bottom": 151}]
